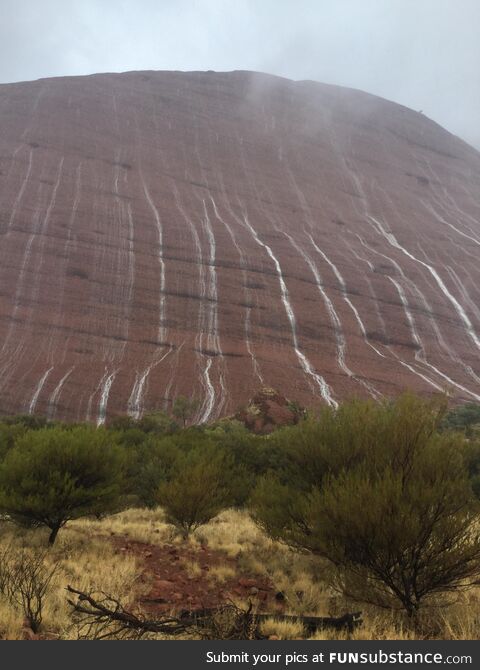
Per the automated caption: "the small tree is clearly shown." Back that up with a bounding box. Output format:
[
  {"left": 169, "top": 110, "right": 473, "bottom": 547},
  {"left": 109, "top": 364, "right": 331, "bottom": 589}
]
[
  {"left": 138, "top": 410, "right": 179, "bottom": 434},
  {"left": 0, "top": 426, "right": 125, "bottom": 544},
  {"left": 3, "top": 548, "right": 59, "bottom": 633},
  {"left": 251, "top": 394, "right": 480, "bottom": 619},
  {"left": 157, "top": 447, "right": 235, "bottom": 537},
  {"left": 441, "top": 403, "right": 480, "bottom": 438},
  {"left": 464, "top": 440, "right": 480, "bottom": 499},
  {"left": 0, "top": 422, "right": 27, "bottom": 460},
  {"left": 171, "top": 396, "right": 199, "bottom": 428}
]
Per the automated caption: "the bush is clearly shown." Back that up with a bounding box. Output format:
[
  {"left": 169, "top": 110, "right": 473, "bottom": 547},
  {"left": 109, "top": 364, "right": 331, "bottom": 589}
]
[
  {"left": 0, "top": 423, "right": 27, "bottom": 461},
  {"left": 0, "top": 426, "right": 125, "bottom": 544},
  {"left": 464, "top": 440, "right": 480, "bottom": 499},
  {"left": 138, "top": 411, "right": 179, "bottom": 435},
  {"left": 251, "top": 394, "right": 480, "bottom": 618},
  {"left": 441, "top": 403, "right": 480, "bottom": 438},
  {"left": 124, "top": 436, "right": 180, "bottom": 508},
  {"left": 171, "top": 396, "right": 199, "bottom": 428},
  {"left": 0, "top": 547, "right": 59, "bottom": 632},
  {"left": 1, "top": 414, "right": 53, "bottom": 430},
  {"left": 157, "top": 447, "right": 238, "bottom": 537}
]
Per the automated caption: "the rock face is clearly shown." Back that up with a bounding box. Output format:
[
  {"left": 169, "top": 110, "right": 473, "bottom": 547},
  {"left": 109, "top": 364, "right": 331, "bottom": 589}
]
[
  {"left": 235, "top": 388, "right": 304, "bottom": 434},
  {"left": 0, "top": 70, "right": 479, "bottom": 423}
]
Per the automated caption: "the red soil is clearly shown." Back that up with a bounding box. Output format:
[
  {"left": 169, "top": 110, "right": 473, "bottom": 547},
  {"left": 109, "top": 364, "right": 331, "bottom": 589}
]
[{"left": 111, "top": 536, "right": 276, "bottom": 616}]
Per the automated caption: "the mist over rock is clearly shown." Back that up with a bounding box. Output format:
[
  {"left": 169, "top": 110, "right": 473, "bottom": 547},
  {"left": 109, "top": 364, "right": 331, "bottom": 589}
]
[{"left": 0, "top": 70, "right": 479, "bottom": 422}]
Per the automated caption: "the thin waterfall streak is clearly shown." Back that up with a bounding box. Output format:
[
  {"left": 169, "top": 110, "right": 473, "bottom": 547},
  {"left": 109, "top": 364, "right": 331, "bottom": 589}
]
[
  {"left": 97, "top": 371, "right": 117, "bottom": 426},
  {"left": 7, "top": 149, "right": 34, "bottom": 232},
  {"left": 127, "top": 348, "right": 173, "bottom": 420},
  {"left": 47, "top": 367, "right": 74, "bottom": 418},
  {"left": 308, "top": 234, "right": 386, "bottom": 360},
  {"left": 240, "top": 208, "right": 337, "bottom": 407},
  {"left": 389, "top": 266, "right": 480, "bottom": 400},
  {"left": 285, "top": 232, "right": 380, "bottom": 399},
  {"left": 142, "top": 178, "right": 167, "bottom": 342},
  {"left": 29, "top": 367, "right": 54, "bottom": 414},
  {"left": 367, "top": 215, "right": 480, "bottom": 351},
  {"left": 209, "top": 193, "right": 263, "bottom": 384}
]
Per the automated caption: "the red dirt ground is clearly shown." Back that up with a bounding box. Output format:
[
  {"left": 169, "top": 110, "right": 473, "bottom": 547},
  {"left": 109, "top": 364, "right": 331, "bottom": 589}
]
[{"left": 111, "top": 536, "right": 278, "bottom": 616}]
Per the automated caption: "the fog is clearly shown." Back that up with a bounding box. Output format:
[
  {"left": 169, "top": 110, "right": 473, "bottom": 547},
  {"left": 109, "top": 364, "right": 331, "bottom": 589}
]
[{"left": 1, "top": 0, "right": 479, "bottom": 148}]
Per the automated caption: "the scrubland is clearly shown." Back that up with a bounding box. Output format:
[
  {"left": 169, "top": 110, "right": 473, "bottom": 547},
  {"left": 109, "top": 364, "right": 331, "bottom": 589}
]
[
  {"left": 2, "top": 507, "right": 480, "bottom": 640},
  {"left": 1, "top": 394, "right": 480, "bottom": 640}
]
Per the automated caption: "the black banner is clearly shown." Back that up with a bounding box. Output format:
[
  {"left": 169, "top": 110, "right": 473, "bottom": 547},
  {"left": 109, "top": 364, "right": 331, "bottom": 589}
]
[{"left": 0, "top": 640, "right": 478, "bottom": 668}]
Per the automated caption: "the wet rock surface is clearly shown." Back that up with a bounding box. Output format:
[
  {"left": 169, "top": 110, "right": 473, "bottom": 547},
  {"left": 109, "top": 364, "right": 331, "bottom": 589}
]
[{"left": 1, "top": 69, "right": 479, "bottom": 421}]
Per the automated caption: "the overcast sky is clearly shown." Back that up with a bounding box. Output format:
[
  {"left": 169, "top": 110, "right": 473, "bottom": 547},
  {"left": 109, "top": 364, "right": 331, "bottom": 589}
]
[{"left": 1, "top": 0, "right": 479, "bottom": 148}]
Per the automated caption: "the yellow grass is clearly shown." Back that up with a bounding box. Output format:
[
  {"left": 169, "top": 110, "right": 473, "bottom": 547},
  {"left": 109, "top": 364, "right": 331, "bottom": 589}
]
[
  {"left": 208, "top": 563, "right": 237, "bottom": 583},
  {"left": 260, "top": 618, "right": 305, "bottom": 639},
  {"left": 72, "top": 507, "right": 177, "bottom": 545},
  {"left": 182, "top": 559, "right": 202, "bottom": 578},
  {"left": 0, "top": 523, "right": 140, "bottom": 640},
  {"left": 1, "top": 508, "right": 480, "bottom": 640}
]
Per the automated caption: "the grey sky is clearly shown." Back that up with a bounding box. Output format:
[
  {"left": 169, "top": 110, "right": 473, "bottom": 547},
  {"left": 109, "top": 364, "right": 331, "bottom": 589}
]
[{"left": 1, "top": 0, "right": 479, "bottom": 148}]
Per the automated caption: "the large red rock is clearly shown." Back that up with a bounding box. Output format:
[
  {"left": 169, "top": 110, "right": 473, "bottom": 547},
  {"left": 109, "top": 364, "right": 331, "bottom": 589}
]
[
  {"left": 0, "top": 70, "right": 479, "bottom": 423},
  {"left": 235, "top": 387, "right": 304, "bottom": 434}
]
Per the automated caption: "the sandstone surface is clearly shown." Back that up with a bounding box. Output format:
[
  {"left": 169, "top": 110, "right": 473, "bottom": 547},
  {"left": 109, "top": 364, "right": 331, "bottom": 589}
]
[{"left": 0, "top": 70, "right": 479, "bottom": 422}]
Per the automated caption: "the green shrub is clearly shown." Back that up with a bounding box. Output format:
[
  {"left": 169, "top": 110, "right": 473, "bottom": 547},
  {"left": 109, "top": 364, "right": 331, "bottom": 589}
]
[
  {"left": 441, "top": 403, "right": 480, "bottom": 437},
  {"left": 1, "top": 414, "right": 51, "bottom": 430},
  {"left": 122, "top": 435, "right": 180, "bottom": 508},
  {"left": 0, "top": 422, "right": 28, "bottom": 461},
  {"left": 0, "top": 426, "right": 125, "bottom": 544},
  {"left": 138, "top": 410, "right": 179, "bottom": 434},
  {"left": 464, "top": 440, "right": 480, "bottom": 499},
  {"left": 171, "top": 396, "right": 199, "bottom": 428},
  {"left": 251, "top": 393, "right": 480, "bottom": 618},
  {"left": 157, "top": 447, "right": 238, "bottom": 537}
]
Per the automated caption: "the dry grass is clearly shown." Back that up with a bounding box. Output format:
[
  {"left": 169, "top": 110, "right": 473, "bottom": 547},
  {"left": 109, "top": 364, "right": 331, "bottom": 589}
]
[
  {"left": 208, "top": 563, "right": 237, "bottom": 584},
  {"left": 72, "top": 507, "right": 177, "bottom": 545},
  {"left": 182, "top": 559, "right": 202, "bottom": 579},
  {"left": 259, "top": 618, "right": 305, "bottom": 640},
  {"left": 188, "top": 509, "right": 480, "bottom": 640},
  {"left": 192, "top": 509, "right": 269, "bottom": 558},
  {"left": 1, "top": 508, "right": 480, "bottom": 640},
  {"left": 0, "top": 522, "right": 140, "bottom": 640},
  {"left": 194, "top": 510, "right": 332, "bottom": 618}
]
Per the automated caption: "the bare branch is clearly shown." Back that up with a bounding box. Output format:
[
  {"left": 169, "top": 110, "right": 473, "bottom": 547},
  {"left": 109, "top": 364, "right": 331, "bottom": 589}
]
[{"left": 66, "top": 585, "right": 362, "bottom": 640}]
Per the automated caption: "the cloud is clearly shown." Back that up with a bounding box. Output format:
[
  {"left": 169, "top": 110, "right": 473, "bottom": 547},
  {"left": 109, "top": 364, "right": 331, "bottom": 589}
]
[{"left": 1, "top": 0, "right": 479, "bottom": 148}]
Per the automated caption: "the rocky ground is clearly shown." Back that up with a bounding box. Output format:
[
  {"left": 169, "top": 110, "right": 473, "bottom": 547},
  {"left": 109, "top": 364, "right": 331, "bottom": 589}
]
[{"left": 111, "top": 536, "right": 278, "bottom": 616}]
